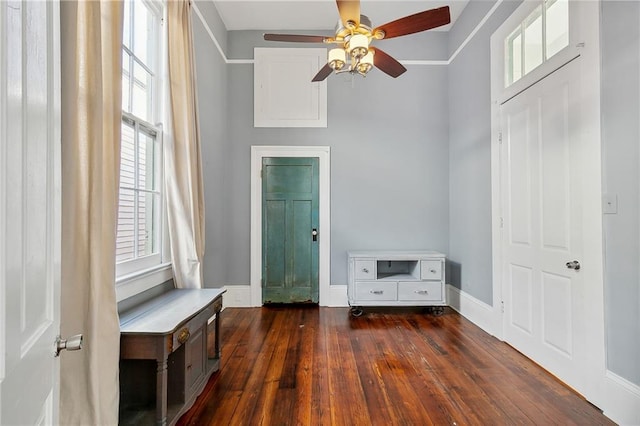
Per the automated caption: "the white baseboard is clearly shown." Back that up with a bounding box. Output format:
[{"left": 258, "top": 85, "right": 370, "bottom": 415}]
[
  {"left": 222, "top": 285, "right": 252, "bottom": 308},
  {"left": 446, "top": 284, "right": 500, "bottom": 337},
  {"left": 600, "top": 371, "right": 640, "bottom": 425},
  {"left": 327, "top": 284, "right": 348, "bottom": 307}
]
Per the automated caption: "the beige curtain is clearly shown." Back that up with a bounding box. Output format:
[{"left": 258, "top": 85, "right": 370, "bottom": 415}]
[
  {"left": 60, "top": 1, "right": 123, "bottom": 425},
  {"left": 166, "top": 0, "right": 206, "bottom": 289}
]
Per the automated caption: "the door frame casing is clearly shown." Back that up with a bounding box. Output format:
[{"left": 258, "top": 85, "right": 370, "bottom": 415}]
[
  {"left": 490, "top": 0, "right": 604, "bottom": 406},
  {"left": 250, "top": 146, "right": 330, "bottom": 306}
]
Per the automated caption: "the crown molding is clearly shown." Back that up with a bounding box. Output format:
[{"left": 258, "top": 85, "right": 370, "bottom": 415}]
[{"left": 193, "top": 0, "right": 504, "bottom": 67}]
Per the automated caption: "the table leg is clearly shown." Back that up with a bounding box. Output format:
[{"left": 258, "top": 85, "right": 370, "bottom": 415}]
[
  {"left": 214, "top": 309, "right": 221, "bottom": 359},
  {"left": 156, "top": 358, "right": 168, "bottom": 425}
]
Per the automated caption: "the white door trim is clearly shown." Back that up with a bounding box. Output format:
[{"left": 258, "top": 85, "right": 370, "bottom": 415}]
[
  {"left": 490, "top": 0, "right": 605, "bottom": 406},
  {"left": 250, "top": 146, "right": 331, "bottom": 307}
]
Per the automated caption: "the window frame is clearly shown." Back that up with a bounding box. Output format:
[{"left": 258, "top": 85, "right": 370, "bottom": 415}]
[
  {"left": 116, "top": 0, "right": 171, "bottom": 301},
  {"left": 503, "top": 0, "right": 574, "bottom": 90},
  {"left": 494, "top": 0, "right": 579, "bottom": 105},
  {"left": 116, "top": 112, "right": 163, "bottom": 276}
]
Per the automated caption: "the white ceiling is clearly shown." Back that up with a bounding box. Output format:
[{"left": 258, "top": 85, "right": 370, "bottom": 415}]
[{"left": 213, "top": 0, "right": 470, "bottom": 31}]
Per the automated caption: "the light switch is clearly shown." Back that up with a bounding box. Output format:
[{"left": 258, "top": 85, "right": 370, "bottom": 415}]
[{"left": 602, "top": 194, "right": 617, "bottom": 214}]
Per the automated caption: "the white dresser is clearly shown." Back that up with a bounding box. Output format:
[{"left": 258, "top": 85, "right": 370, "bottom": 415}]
[{"left": 347, "top": 250, "right": 446, "bottom": 316}]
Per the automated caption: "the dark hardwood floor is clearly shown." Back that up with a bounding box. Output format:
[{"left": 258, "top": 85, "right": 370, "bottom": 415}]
[{"left": 177, "top": 306, "right": 613, "bottom": 425}]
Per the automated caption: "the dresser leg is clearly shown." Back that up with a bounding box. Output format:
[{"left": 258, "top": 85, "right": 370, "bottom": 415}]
[
  {"left": 214, "top": 310, "right": 221, "bottom": 359},
  {"left": 156, "top": 358, "right": 168, "bottom": 425}
]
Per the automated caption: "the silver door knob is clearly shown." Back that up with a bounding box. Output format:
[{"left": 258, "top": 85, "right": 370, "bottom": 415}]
[
  {"left": 54, "top": 334, "right": 83, "bottom": 357},
  {"left": 566, "top": 260, "right": 581, "bottom": 270}
]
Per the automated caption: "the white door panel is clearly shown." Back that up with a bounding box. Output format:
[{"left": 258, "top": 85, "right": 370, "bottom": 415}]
[
  {"left": 1, "top": 1, "right": 61, "bottom": 424},
  {"left": 501, "top": 58, "right": 588, "bottom": 392},
  {"left": 509, "top": 264, "right": 533, "bottom": 334}
]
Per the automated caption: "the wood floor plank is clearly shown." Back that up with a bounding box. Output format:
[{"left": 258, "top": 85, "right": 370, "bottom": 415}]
[
  {"left": 177, "top": 307, "right": 614, "bottom": 426},
  {"left": 326, "top": 308, "right": 371, "bottom": 425},
  {"left": 290, "top": 308, "right": 315, "bottom": 424}
]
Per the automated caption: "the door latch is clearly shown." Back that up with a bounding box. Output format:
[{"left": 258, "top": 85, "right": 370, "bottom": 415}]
[
  {"left": 54, "top": 334, "right": 83, "bottom": 357},
  {"left": 312, "top": 228, "right": 318, "bottom": 242}
]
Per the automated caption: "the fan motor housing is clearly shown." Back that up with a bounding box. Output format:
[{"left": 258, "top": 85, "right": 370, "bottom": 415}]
[{"left": 335, "top": 14, "right": 373, "bottom": 41}]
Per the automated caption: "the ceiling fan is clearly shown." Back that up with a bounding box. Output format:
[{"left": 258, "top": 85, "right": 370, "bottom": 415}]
[{"left": 263, "top": 1, "right": 451, "bottom": 82}]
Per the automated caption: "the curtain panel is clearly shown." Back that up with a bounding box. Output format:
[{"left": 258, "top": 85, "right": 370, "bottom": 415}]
[
  {"left": 60, "top": 1, "right": 124, "bottom": 424},
  {"left": 165, "top": 0, "right": 206, "bottom": 289}
]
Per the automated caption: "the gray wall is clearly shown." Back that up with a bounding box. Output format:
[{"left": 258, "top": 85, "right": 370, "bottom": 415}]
[
  {"left": 447, "top": 0, "right": 520, "bottom": 304},
  {"left": 225, "top": 40, "right": 450, "bottom": 286},
  {"left": 601, "top": 1, "right": 640, "bottom": 386},
  {"left": 192, "top": 0, "right": 230, "bottom": 287}
]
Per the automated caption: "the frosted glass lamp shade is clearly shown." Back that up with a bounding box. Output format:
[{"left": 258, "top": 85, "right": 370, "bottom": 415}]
[
  {"left": 328, "top": 48, "right": 346, "bottom": 70},
  {"left": 357, "top": 50, "right": 374, "bottom": 74},
  {"left": 348, "top": 34, "right": 369, "bottom": 59}
]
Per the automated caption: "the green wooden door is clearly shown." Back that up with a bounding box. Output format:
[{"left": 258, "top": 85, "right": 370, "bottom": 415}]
[{"left": 262, "top": 157, "right": 319, "bottom": 303}]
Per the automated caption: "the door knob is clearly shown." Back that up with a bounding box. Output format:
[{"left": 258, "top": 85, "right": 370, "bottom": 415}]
[
  {"left": 312, "top": 228, "right": 318, "bottom": 242},
  {"left": 54, "top": 334, "right": 83, "bottom": 357},
  {"left": 566, "top": 260, "right": 581, "bottom": 270}
]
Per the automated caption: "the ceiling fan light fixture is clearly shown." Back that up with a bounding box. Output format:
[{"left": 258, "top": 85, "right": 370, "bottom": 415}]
[
  {"left": 328, "top": 48, "right": 346, "bottom": 70},
  {"left": 347, "top": 34, "right": 369, "bottom": 59},
  {"left": 357, "top": 50, "right": 374, "bottom": 75},
  {"left": 263, "top": 1, "right": 452, "bottom": 82}
]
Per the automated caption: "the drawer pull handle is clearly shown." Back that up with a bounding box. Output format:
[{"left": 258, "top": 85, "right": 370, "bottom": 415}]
[
  {"left": 370, "top": 290, "right": 383, "bottom": 295},
  {"left": 362, "top": 268, "right": 369, "bottom": 273},
  {"left": 415, "top": 290, "right": 429, "bottom": 295},
  {"left": 177, "top": 327, "right": 190, "bottom": 344},
  {"left": 429, "top": 269, "right": 437, "bottom": 274}
]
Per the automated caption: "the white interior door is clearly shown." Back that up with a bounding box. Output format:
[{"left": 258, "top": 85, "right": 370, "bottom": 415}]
[
  {"left": 0, "top": 1, "right": 61, "bottom": 424},
  {"left": 500, "top": 58, "right": 590, "bottom": 394}
]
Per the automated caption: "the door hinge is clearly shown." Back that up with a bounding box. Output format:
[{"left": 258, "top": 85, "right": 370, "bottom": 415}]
[
  {"left": 498, "top": 132, "right": 503, "bottom": 144},
  {"left": 500, "top": 217, "right": 504, "bottom": 228},
  {"left": 501, "top": 300, "right": 505, "bottom": 314}
]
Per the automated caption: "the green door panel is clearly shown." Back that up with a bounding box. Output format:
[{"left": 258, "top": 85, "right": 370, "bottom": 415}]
[
  {"left": 262, "top": 157, "right": 319, "bottom": 303},
  {"left": 292, "top": 200, "right": 312, "bottom": 287},
  {"left": 264, "top": 200, "right": 285, "bottom": 287}
]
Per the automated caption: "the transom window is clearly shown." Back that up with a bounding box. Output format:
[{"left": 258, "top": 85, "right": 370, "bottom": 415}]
[
  {"left": 505, "top": 0, "right": 569, "bottom": 87},
  {"left": 117, "top": 0, "right": 164, "bottom": 277}
]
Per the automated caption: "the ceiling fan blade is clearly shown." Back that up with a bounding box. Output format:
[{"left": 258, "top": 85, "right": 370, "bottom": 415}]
[
  {"left": 373, "top": 6, "right": 451, "bottom": 40},
  {"left": 371, "top": 48, "right": 407, "bottom": 78},
  {"left": 264, "top": 34, "right": 330, "bottom": 43},
  {"left": 312, "top": 64, "right": 334, "bottom": 82},
  {"left": 336, "top": 0, "right": 360, "bottom": 28}
]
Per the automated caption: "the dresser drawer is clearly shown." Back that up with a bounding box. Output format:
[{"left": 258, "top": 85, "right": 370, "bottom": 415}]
[
  {"left": 421, "top": 260, "right": 442, "bottom": 280},
  {"left": 355, "top": 281, "right": 397, "bottom": 301},
  {"left": 171, "top": 303, "right": 216, "bottom": 352},
  {"left": 354, "top": 260, "right": 375, "bottom": 280},
  {"left": 398, "top": 281, "right": 443, "bottom": 301}
]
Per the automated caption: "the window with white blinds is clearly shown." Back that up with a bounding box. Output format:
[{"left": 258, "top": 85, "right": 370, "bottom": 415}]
[{"left": 117, "top": 0, "right": 164, "bottom": 278}]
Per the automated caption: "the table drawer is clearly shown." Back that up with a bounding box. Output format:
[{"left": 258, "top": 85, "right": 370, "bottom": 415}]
[
  {"left": 354, "top": 260, "right": 375, "bottom": 280},
  {"left": 355, "top": 281, "right": 397, "bottom": 301},
  {"left": 171, "top": 303, "right": 217, "bottom": 351},
  {"left": 398, "top": 281, "right": 443, "bottom": 301},
  {"left": 421, "top": 260, "right": 443, "bottom": 280}
]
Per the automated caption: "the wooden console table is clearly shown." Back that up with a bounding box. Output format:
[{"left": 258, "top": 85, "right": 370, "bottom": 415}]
[{"left": 119, "top": 288, "right": 225, "bottom": 425}]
